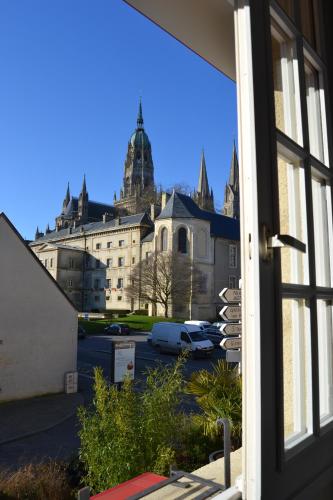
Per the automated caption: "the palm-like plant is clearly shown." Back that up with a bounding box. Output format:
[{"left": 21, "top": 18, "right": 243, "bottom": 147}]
[{"left": 186, "top": 360, "right": 242, "bottom": 448}]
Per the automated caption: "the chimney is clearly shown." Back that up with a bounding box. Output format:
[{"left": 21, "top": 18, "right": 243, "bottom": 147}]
[
  {"left": 150, "top": 204, "right": 157, "bottom": 221},
  {"left": 114, "top": 217, "right": 121, "bottom": 226},
  {"left": 103, "top": 213, "right": 112, "bottom": 223},
  {"left": 161, "top": 192, "right": 170, "bottom": 209}
]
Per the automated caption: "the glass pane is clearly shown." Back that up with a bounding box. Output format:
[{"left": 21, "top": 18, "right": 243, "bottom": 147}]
[
  {"left": 317, "top": 300, "right": 333, "bottom": 426},
  {"left": 276, "top": 0, "right": 294, "bottom": 19},
  {"left": 312, "top": 175, "right": 333, "bottom": 287},
  {"left": 271, "top": 23, "right": 302, "bottom": 144},
  {"left": 304, "top": 57, "right": 328, "bottom": 164},
  {"left": 300, "top": 0, "right": 319, "bottom": 51},
  {"left": 278, "top": 150, "right": 309, "bottom": 284},
  {"left": 283, "top": 299, "right": 312, "bottom": 448}
]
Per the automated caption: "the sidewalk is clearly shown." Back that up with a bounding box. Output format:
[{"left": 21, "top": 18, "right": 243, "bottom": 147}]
[{"left": 0, "top": 392, "right": 84, "bottom": 446}]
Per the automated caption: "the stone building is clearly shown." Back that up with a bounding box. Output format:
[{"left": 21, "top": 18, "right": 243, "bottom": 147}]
[{"left": 31, "top": 100, "right": 240, "bottom": 318}]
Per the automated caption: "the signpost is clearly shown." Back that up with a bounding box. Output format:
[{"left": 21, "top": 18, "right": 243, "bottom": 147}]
[
  {"left": 218, "top": 287, "right": 242, "bottom": 368},
  {"left": 220, "top": 305, "right": 241, "bottom": 321},
  {"left": 111, "top": 341, "right": 135, "bottom": 384},
  {"left": 220, "top": 323, "right": 242, "bottom": 336},
  {"left": 221, "top": 337, "right": 242, "bottom": 350},
  {"left": 219, "top": 288, "right": 241, "bottom": 303}
]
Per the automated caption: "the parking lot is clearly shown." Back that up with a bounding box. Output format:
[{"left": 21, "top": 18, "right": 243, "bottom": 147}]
[{"left": 78, "top": 331, "right": 226, "bottom": 385}]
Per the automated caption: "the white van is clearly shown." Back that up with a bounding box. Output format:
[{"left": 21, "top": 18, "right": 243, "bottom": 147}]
[
  {"left": 184, "top": 320, "right": 211, "bottom": 330},
  {"left": 151, "top": 322, "right": 214, "bottom": 356}
]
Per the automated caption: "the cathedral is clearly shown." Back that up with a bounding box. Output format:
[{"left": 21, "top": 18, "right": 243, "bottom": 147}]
[{"left": 31, "top": 101, "right": 240, "bottom": 317}]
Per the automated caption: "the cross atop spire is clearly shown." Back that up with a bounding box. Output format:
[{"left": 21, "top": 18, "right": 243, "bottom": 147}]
[
  {"left": 197, "top": 149, "right": 210, "bottom": 197},
  {"left": 137, "top": 98, "right": 144, "bottom": 128}
]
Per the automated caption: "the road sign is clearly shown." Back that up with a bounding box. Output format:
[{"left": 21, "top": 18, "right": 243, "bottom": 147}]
[
  {"left": 219, "top": 288, "right": 241, "bottom": 303},
  {"left": 221, "top": 337, "right": 242, "bottom": 350},
  {"left": 226, "top": 350, "right": 242, "bottom": 363},
  {"left": 220, "top": 305, "right": 241, "bottom": 321},
  {"left": 220, "top": 323, "right": 242, "bottom": 336},
  {"left": 111, "top": 341, "right": 135, "bottom": 383}
]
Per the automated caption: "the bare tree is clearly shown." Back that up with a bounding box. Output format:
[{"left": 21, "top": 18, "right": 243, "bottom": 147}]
[{"left": 125, "top": 251, "right": 204, "bottom": 318}]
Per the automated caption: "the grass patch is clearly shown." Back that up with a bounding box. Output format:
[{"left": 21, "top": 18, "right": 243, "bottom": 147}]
[{"left": 79, "top": 315, "right": 184, "bottom": 334}]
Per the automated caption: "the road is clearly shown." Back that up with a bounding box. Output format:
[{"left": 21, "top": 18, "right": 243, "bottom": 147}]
[{"left": 0, "top": 332, "right": 226, "bottom": 469}]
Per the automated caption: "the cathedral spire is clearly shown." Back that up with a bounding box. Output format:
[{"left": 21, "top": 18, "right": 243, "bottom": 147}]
[
  {"left": 137, "top": 98, "right": 144, "bottom": 129},
  {"left": 65, "top": 182, "right": 70, "bottom": 205},
  {"left": 81, "top": 174, "right": 87, "bottom": 195},
  {"left": 197, "top": 150, "right": 210, "bottom": 197},
  {"left": 228, "top": 141, "right": 239, "bottom": 190}
]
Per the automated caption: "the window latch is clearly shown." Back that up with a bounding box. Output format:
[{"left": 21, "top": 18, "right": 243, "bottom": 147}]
[
  {"left": 261, "top": 224, "right": 306, "bottom": 262},
  {"left": 267, "top": 234, "right": 306, "bottom": 253}
]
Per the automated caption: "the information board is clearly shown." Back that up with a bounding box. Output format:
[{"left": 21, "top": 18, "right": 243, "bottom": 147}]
[{"left": 111, "top": 341, "right": 135, "bottom": 383}]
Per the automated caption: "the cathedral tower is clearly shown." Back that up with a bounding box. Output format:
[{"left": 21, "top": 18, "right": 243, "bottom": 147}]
[
  {"left": 193, "top": 150, "right": 215, "bottom": 212},
  {"left": 115, "top": 100, "right": 156, "bottom": 214},
  {"left": 222, "top": 142, "right": 240, "bottom": 219},
  {"left": 78, "top": 174, "right": 89, "bottom": 223}
]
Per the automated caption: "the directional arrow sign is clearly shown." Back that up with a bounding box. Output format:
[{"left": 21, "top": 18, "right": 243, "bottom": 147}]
[
  {"left": 219, "top": 288, "right": 241, "bottom": 303},
  {"left": 220, "top": 305, "right": 242, "bottom": 321},
  {"left": 221, "top": 337, "right": 242, "bottom": 350},
  {"left": 220, "top": 323, "right": 242, "bottom": 336},
  {"left": 226, "top": 350, "right": 242, "bottom": 363}
]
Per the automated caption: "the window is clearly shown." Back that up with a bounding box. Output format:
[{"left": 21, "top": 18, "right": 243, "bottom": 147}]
[
  {"left": 117, "top": 278, "right": 124, "bottom": 289},
  {"left": 133, "top": 239, "right": 136, "bottom": 244},
  {"left": 107, "top": 241, "right": 112, "bottom": 248},
  {"left": 44, "top": 259, "right": 48, "bottom": 268},
  {"left": 50, "top": 258, "right": 53, "bottom": 268},
  {"left": 69, "top": 258, "right": 74, "bottom": 269},
  {"left": 107, "top": 258, "right": 112, "bottom": 268},
  {"left": 180, "top": 331, "right": 190, "bottom": 343},
  {"left": 145, "top": 251, "right": 151, "bottom": 263},
  {"left": 229, "top": 276, "right": 237, "bottom": 289},
  {"left": 68, "top": 279, "right": 73, "bottom": 287},
  {"left": 178, "top": 227, "right": 187, "bottom": 253},
  {"left": 117, "top": 296, "right": 122, "bottom": 301},
  {"left": 105, "top": 279, "right": 111, "bottom": 289},
  {"left": 145, "top": 303, "right": 149, "bottom": 310},
  {"left": 119, "top": 240, "right": 125, "bottom": 247},
  {"left": 161, "top": 227, "right": 168, "bottom": 251},
  {"left": 132, "top": 257, "right": 135, "bottom": 264},
  {"left": 94, "top": 295, "right": 100, "bottom": 303},
  {"left": 96, "top": 243, "right": 101, "bottom": 250},
  {"left": 94, "top": 279, "right": 100, "bottom": 290},
  {"left": 118, "top": 257, "right": 124, "bottom": 267},
  {"left": 106, "top": 296, "right": 110, "bottom": 301},
  {"left": 229, "top": 244, "right": 237, "bottom": 268}
]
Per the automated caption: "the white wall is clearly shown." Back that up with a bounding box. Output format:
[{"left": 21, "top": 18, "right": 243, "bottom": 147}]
[{"left": 0, "top": 216, "right": 77, "bottom": 401}]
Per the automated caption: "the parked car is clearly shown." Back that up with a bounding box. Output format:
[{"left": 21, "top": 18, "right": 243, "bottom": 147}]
[
  {"left": 151, "top": 322, "right": 214, "bottom": 357},
  {"left": 202, "top": 326, "right": 225, "bottom": 346},
  {"left": 104, "top": 323, "right": 130, "bottom": 335},
  {"left": 78, "top": 325, "right": 86, "bottom": 340}
]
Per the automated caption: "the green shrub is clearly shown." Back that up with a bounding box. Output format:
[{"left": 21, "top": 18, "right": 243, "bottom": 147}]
[
  {"left": 186, "top": 360, "right": 242, "bottom": 449},
  {"left": 0, "top": 461, "right": 73, "bottom": 500},
  {"left": 78, "top": 355, "right": 186, "bottom": 494}
]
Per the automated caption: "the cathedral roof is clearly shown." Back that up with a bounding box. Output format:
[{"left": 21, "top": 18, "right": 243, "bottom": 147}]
[
  {"left": 157, "top": 191, "right": 239, "bottom": 240},
  {"left": 32, "top": 213, "right": 153, "bottom": 244},
  {"left": 62, "top": 197, "right": 114, "bottom": 221}
]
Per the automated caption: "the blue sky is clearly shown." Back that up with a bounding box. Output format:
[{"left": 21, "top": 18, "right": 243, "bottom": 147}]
[{"left": 0, "top": 0, "right": 237, "bottom": 239}]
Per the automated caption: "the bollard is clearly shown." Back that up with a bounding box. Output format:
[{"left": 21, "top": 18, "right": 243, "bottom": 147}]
[{"left": 216, "top": 418, "right": 231, "bottom": 489}]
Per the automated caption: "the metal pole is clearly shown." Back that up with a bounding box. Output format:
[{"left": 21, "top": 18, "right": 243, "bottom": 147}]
[{"left": 217, "top": 418, "right": 231, "bottom": 489}]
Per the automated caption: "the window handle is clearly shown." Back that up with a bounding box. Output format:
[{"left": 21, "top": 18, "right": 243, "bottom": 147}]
[
  {"left": 267, "top": 234, "right": 306, "bottom": 253},
  {"left": 260, "top": 224, "right": 306, "bottom": 263}
]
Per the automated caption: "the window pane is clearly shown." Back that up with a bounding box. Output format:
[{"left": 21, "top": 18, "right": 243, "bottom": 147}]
[
  {"left": 276, "top": 0, "right": 294, "bottom": 19},
  {"left": 312, "top": 175, "right": 333, "bottom": 287},
  {"left": 300, "top": 0, "right": 319, "bottom": 51},
  {"left": 283, "top": 299, "right": 312, "bottom": 448},
  {"left": 304, "top": 57, "right": 328, "bottom": 164},
  {"left": 271, "top": 23, "right": 302, "bottom": 143},
  {"left": 278, "top": 150, "right": 309, "bottom": 285},
  {"left": 317, "top": 300, "right": 333, "bottom": 426}
]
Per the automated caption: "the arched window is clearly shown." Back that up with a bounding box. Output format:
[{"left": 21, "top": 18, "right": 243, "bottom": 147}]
[
  {"left": 178, "top": 227, "right": 187, "bottom": 254},
  {"left": 161, "top": 227, "right": 168, "bottom": 251}
]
